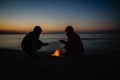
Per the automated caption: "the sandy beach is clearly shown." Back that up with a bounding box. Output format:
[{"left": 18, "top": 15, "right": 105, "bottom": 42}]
[{"left": 0, "top": 48, "right": 119, "bottom": 79}]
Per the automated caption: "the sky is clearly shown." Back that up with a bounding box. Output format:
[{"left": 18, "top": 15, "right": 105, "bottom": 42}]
[{"left": 0, "top": 0, "right": 119, "bottom": 33}]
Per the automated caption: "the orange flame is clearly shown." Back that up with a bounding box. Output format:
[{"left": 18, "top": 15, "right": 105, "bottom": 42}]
[{"left": 51, "top": 49, "right": 60, "bottom": 57}]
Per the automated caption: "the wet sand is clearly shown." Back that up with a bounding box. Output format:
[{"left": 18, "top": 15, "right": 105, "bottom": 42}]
[{"left": 0, "top": 48, "right": 119, "bottom": 79}]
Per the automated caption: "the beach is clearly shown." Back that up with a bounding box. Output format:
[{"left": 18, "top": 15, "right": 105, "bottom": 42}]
[
  {"left": 0, "top": 0, "right": 119, "bottom": 79},
  {"left": 0, "top": 48, "right": 119, "bottom": 80}
]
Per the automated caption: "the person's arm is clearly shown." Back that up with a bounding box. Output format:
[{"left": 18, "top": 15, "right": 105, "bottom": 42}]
[
  {"left": 59, "top": 40, "right": 67, "bottom": 45},
  {"left": 42, "top": 43, "right": 49, "bottom": 46},
  {"left": 38, "top": 40, "right": 49, "bottom": 46}
]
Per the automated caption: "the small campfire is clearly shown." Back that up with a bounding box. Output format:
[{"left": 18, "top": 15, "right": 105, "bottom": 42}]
[{"left": 51, "top": 49, "right": 60, "bottom": 57}]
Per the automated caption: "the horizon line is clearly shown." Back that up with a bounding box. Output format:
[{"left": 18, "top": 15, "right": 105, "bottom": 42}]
[{"left": 0, "top": 30, "right": 120, "bottom": 34}]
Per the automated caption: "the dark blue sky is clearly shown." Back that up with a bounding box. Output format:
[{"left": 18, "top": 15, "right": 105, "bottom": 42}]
[{"left": 0, "top": 0, "right": 119, "bottom": 33}]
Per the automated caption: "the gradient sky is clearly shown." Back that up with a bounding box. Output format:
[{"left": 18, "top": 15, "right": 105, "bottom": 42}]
[{"left": 0, "top": 0, "right": 119, "bottom": 33}]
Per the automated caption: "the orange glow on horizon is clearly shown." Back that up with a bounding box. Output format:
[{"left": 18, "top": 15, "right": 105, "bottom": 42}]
[
  {"left": 0, "top": 25, "right": 116, "bottom": 33},
  {"left": 0, "top": 20, "right": 117, "bottom": 33}
]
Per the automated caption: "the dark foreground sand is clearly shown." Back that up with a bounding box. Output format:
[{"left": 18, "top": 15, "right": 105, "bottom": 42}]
[{"left": 0, "top": 48, "right": 119, "bottom": 80}]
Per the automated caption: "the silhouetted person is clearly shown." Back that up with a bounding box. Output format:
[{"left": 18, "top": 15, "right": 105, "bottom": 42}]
[
  {"left": 59, "top": 25, "right": 84, "bottom": 58},
  {"left": 21, "top": 26, "right": 49, "bottom": 57}
]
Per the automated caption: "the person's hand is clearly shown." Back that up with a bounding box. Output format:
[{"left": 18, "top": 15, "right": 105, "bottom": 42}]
[
  {"left": 43, "top": 43, "right": 49, "bottom": 46},
  {"left": 59, "top": 40, "right": 67, "bottom": 44},
  {"left": 59, "top": 40, "right": 65, "bottom": 42}
]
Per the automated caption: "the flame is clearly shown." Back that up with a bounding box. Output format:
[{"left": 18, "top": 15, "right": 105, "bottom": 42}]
[{"left": 51, "top": 49, "right": 60, "bottom": 57}]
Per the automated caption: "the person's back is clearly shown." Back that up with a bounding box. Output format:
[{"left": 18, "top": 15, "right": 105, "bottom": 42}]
[
  {"left": 22, "top": 32, "right": 42, "bottom": 52},
  {"left": 65, "top": 26, "right": 84, "bottom": 57},
  {"left": 66, "top": 31, "right": 84, "bottom": 56},
  {"left": 21, "top": 26, "right": 49, "bottom": 56}
]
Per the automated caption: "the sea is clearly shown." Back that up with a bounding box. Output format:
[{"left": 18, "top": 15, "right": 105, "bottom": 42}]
[{"left": 0, "top": 33, "right": 120, "bottom": 55}]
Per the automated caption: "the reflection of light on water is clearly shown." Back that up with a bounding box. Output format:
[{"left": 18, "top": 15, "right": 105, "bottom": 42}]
[
  {"left": 0, "top": 34, "right": 119, "bottom": 55},
  {"left": 0, "top": 34, "right": 24, "bottom": 50}
]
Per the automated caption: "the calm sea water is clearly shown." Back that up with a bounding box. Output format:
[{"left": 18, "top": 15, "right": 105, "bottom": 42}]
[{"left": 0, "top": 33, "right": 119, "bottom": 55}]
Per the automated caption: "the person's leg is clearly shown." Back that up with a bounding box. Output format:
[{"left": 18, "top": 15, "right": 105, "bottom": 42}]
[
  {"left": 70, "top": 52, "right": 83, "bottom": 62},
  {"left": 65, "top": 49, "right": 73, "bottom": 59},
  {"left": 37, "top": 40, "right": 42, "bottom": 49},
  {"left": 65, "top": 49, "right": 69, "bottom": 57}
]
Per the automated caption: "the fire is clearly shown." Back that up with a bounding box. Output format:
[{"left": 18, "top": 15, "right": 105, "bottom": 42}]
[{"left": 51, "top": 49, "right": 60, "bottom": 57}]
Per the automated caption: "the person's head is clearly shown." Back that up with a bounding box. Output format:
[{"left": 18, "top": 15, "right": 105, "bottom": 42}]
[
  {"left": 65, "top": 25, "right": 74, "bottom": 33},
  {"left": 33, "top": 26, "right": 42, "bottom": 34}
]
